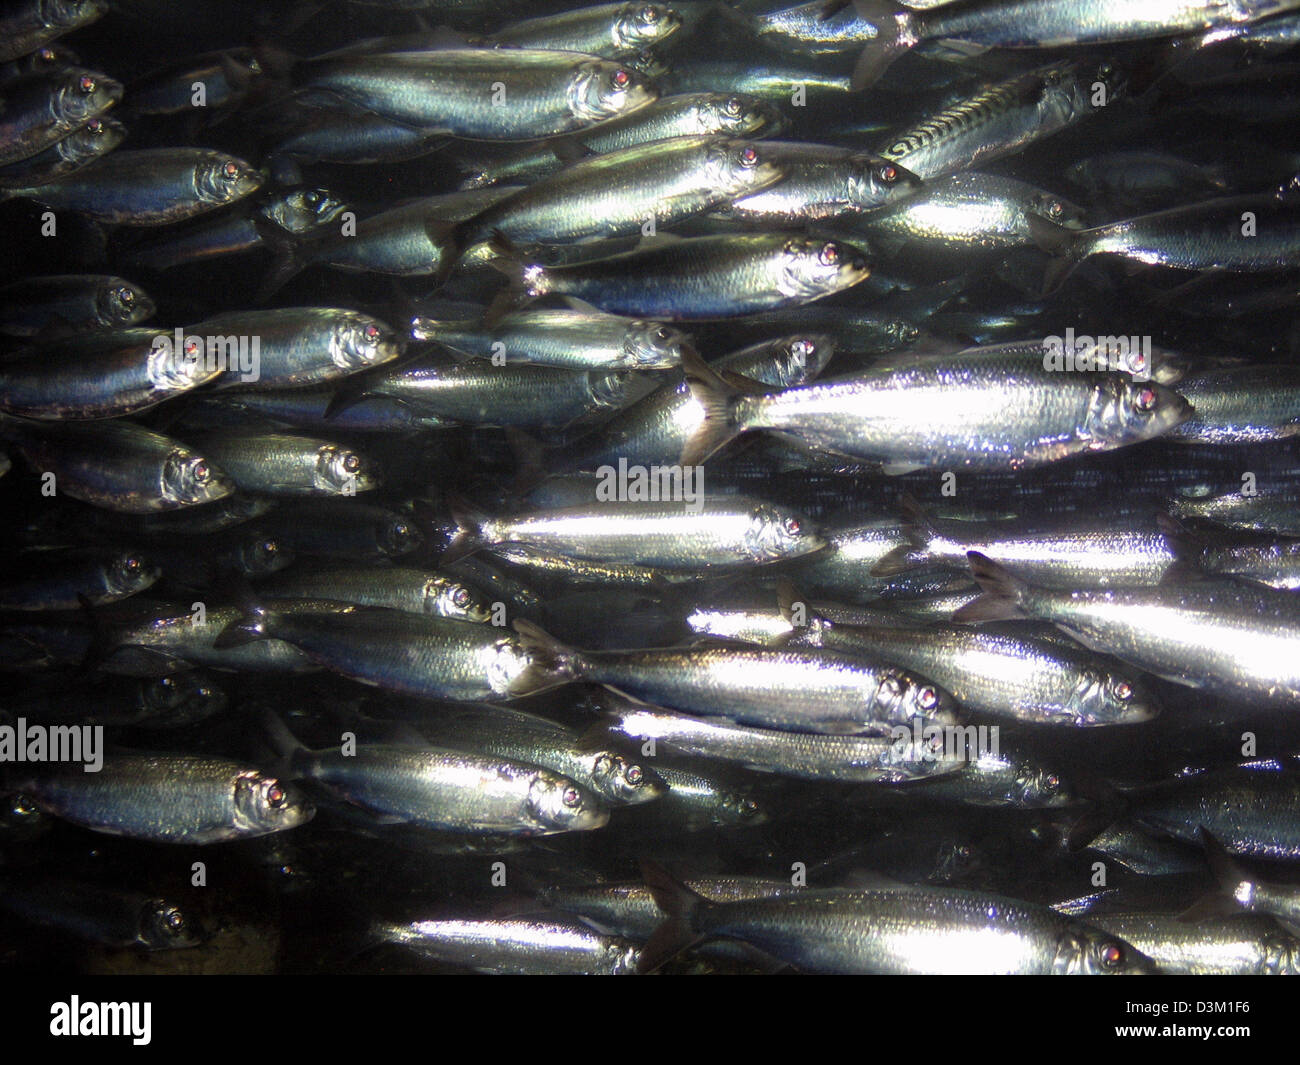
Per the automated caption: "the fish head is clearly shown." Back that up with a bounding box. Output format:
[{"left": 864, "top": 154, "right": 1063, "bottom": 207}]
[
  {"left": 425, "top": 576, "right": 493, "bottom": 623},
  {"left": 588, "top": 370, "right": 631, "bottom": 409},
  {"left": 706, "top": 138, "right": 785, "bottom": 198},
  {"left": 104, "top": 549, "right": 161, "bottom": 597},
  {"left": 697, "top": 92, "right": 788, "bottom": 138},
  {"left": 847, "top": 154, "right": 923, "bottom": 210},
  {"left": 161, "top": 449, "right": 234, "bottom": 506},
  {"left": 1262, "top": 928, "right": 1300, "bottom": 975},
  {"left": 138, "top": 900, "right": 202, "bottom": 950},
  {"left": 528, "top": 774, "right": 610, "bottom": 832},
  {"left": 48, "top": 0, "right": 107, "bottom": 32},
  {"left": 770, "top": 334, "right": 835, "bottom": 386},
  {"left": 376, "top": 514, "right": 423, "bottom": 558},
  {"left": 95, "top": 279, "right": 153, "bottom": 329},
  {"left": 1055, "top": 927, "right": 1157, "bottom": 974},
  {"left": 1026, "top": 189, "right": 1087, "bottom": 230},
  {"left": 233, "top": 530, "right": 293, "bottom": 577},
  {"left": 55, "top": 67, "right": 121, "bottom": 124},
  {"left": 779, "top": 237, "right": 871, "bottom": 301},
  {"left": 590, "top": 752, "right": 666, "bottom": 805},
  {"left": 615, "top": 4, "right": 683, "bottom": 50},
  {"left": 871, "top": 668, "right": 959, "bottom": 731},
  {"left": 63, "top": 115, "right": 125, "bottom": 165},
  {"left": 233, "top": 772, "right": 314, "bottom": 836},
  {"left": 24, "top": 43, "right": 80, "bottom": 74},
  {"left": 622, "top": 320, "right": 689, "bottom": 368},
  {"left": 149, "top": 333, "right": 223, "bottom": 392},
  {"left": 881, "top": 734, "right": 967, "bottom": 781},
  {"left": 139, "top": 673, "right": 228, "bottom": 723},
  {"left": 1071, "top": 667, "right": 1160, "bottom": 726},
  {"left": 1011, "top": 760, "right": 1077, "bottom": 808},
  {"left": 314, "top": 443, "right": 380, "bottom": 495},
  {"left": 743, "top": 501, "right": 825, "bottom": 561},
  {"left": 1083, "top": 377, "right": 1195, "bottom": 450},
  {"left": 568, "top": 59, "right": 657, "bottom": 125},
  {"left": 194, "top": 154, "right": 263, "bottom": 208},
  {"left": 1082, "top": 59, "right": 1127, "bottom": 110},
  {"left": 332, "top": 314, "right": 405, "bottom": 373},
  {"left": 717, "top": 787, "right": 768, "bottom": 826},
  {"left": 261, "top": 187, "right": 350, "bottom": 236},
  {"left": 624, "top": 46, "right": 671, "bottom": 80}
]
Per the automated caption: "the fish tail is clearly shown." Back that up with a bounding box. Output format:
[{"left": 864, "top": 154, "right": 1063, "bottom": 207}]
[
  {"left": 1177, "top": 826, "right": 1251, "bottom": 922},
  {"left": 679, "top": 347, "right": 747, "bottom": 467},
  {"left": 951, "top": 551, "right": 1030, "bottom": 623},
  {"left": 848, "top": 0, "right": 919, "bottom": 91},
  {"left": 1026, "top": 215, "right": 1087, "bottom": 295},
  {"left": 440, "top": 493, "right": 492, "bottom": 565},
  {"left": 483, "top": 230, "right": 542, "bottom": 327},
  {"left": 508, "top": 618, "right": 580, "bottom": 697},
  {"left": 638, "top": 860, "right": 707, "bottom": 973},
  {"left": 252, "top": 218, "right": 311, "bottom": 303},
  {"left": 255, "top": 710, "right": 308, "bottom": 778},
  {"left": 870, "top": 493, "right": 936, "bottom": 577}
]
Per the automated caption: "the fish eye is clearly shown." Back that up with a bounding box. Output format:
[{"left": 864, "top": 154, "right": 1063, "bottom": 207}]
[
  {"left": 78, "top": 74, "right": 95, "bottom": 93},
  {"left": 877, "top": 163, "right": 899, "bottom": 184},
  {"left": 818, "top": 242, "right": 840, "bottom": 266},
  {"left": 1100, "top": 942, "right": 1125, "bottom": 968},
  {"left": 739, "top": 145, "right": 759, "bottom": 167},
  {"left": 86, "top": 119, "right": 103, "bottom": 134},
  {"left": 1097, "top": 62, "right": 1113, "bottom": 79},
  {"left": 918, "top": 686, "right": 939, "bottom": 710},
  {"left": 39, "top": 48, "right": 56, "bottom": 61},
  {"left": 1134, "top": 387, "right": 1157, "bottom": 412},
  {"left": 783, "top": 516, "right": 801, "bottom": 535},
  {"left": 364, "top": 324, "right": 380, "bottom": 341},
  {"left": 740, "top": 798, "right": 760, "bottom": 819},
  {"left": 562, "top": 786, "right": 582, "bottom": 808},
  {"left": 640, "top": 5, "right": 659, "bottom": 21},
  {"left": 159, "top": 676, "right": 176, "bottom": 689},
  {"left": 265, "top": 783, "right": 286, "bottom": 808},
  {"left": 248, "top": 58, "right": 262, "bottom": 74},
  {"left": 452, "top": 586, "right": 471, "bottom": 607},
  {"left": 626, "top": 764, "right": 644, "bottom": 785},
  {"left": 1046, "top": 200, "right": 1064, "bottom": 219},
  {"left": 1114, "top": 680, "right": 1133, "bottom": 701},
  {"left": 222, "top": 161, "right": 240, "bottom": 179},
  {"left": 342, "top": 452, "right": 362, "bottom": 473},
  {"left": 791, "top": 339, "right": 815, "bottom": 357},
  {"left": 116, "top": 286, "right": 134, "bottom": 305},
  {"left": 260, "top": 539, "right": 277, "bottom": 555},
  {"left": 192, "top": 461, "right": 210, "bottom": 483},
  {"left": 165, "top": 908, "right": 186, "bottom": 932},
  {"left": 655, "top": 326, "right": 672, "bottom": 341},
  {"left": 1045, "top": 774, "right": 1061, "bottom": 791},
  {"left": 184, "top": 338, "right": 200, "bottom": 356},
  {"left": 611, "top": 68, "right": 631, "bottom": 89},
  {"left": 123, "top": 555, "right": 142, "bottom": 573}
]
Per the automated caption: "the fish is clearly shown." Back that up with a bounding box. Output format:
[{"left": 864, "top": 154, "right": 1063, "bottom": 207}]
[
  {"left": 261, "top": 566, "right": 493, "bottom": 622},
  {"left": 178, "top": 431, "right": 381, "bottom": 497},
  {"left": 488, "top": 232, "right": 871, "bottom": 320},
  {"left": 0, "top": 547, "right": 159, "bottom": 610},
  {"left": 1086, "top": 911, "right": 1299, "bottom": 974},
  {"left": 639, "top": 863, "right": 1156, "bottom": 973},
  {"left": 3, "top": 147, "right": 264, "bottom": 225},
  {"left": 371, "top": 916, "right": 639, "bottom": 974},
  {"left": 0, "top": 417, "right": 235, "bottom": 513},
  {"left": 512, "top": 618, "right": 960, "bottom": 735},
  {"left": 958, "top": 553, "right": 1300, "bottom": 703},
  {"left": 289, "top": 47, "right": 657, "bottom": 140},
  {"left": 263, "top": 714, "right": 608, "bottom": 834},
  {"left": 0, "top": 0, "right": 106, "bottom": 63},
  {"left": 680, "top": 345, "right": 1193, "bottom": 470},
  {"left": 484, "top": 3, "right": 683, "bottom": 57},
  {"left": 0, "top": 875, "right": 201, "bottom": 950},
  {"left": 0, "top": 274, "right": 152, "bottom": 337},
  {"left": 0, "top": 114, "right": 125, "bottom": 190},
  {"left": 0, "top": 66, "right": 119, "bottom": 167},
  {"left": 8, "top": 752, "right": 313, "bottom": 844}
]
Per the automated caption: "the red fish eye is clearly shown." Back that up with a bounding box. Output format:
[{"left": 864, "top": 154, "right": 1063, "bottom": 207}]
[
  {"left": 626, "top": 765, "right": 643, "bottom": 784},
  {"left": 192, "top": 462, "right": 209, "bottom": 482},
  {"left": 365, "top": 324, "right": 380, "bottom": 340},
  {"left": 124, "top": 556, "right": 141, "bottom": 572},
  {"left": 1115, "top": 681, "right": 1132, "bottom": 700},
  {"left": 86, "top": 119, "right": 103, "bottom": 133},
  {"left": 39, "top": 48, "right": 55, "bottom": 61},
  {"left": 641, "top": 5, "right": 658, "bottom": 20},
  {"left": 611, "top": 68, "right": 630, "bottom": 88},
  {"left": 562, "top": 787, "right": 581, "bottom": 807},
  {"left": 118, "top": 287, "right": 134, "bottom": 304},
  {"left": 740, "top": 145, "right": 758, "bottom": 166},
  {"left": 919, "top": 686, "right": 938, "bottom": 710},
  {"left": 343, "top": 453, "right": 361, "bottom": 472},
  {"left": 266, "top": 784, "right": 286, "bottom": 808},
  {"left": 1048, "top": 200, "right": 1064, "bottom": 218},
  {"left": 819, "top": 242, "right": 839, "bottom": 265},
  {"left": 78, "top": 74, "right": 95, "bottom": 93},
  {"left": 1101, "top": 943, "right": 1124, "bottom": 968},
  {"left": 184, "top": 339, "right": 199, "bottom": 356},
  {"left": 878, "top": 164, "right": 898, "bottom": 183},
  {"left": 1136, "top": 387, "right": 1157, "bottom": 412},
  {"left": 261, "top": 540, "right": 276, "bottom": 554},
  {"left": 222, "top": 161, "right": 240, "bottom": 179},
  {"left": 453, "top": 587, "right": 470, "bottom": 606}
]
